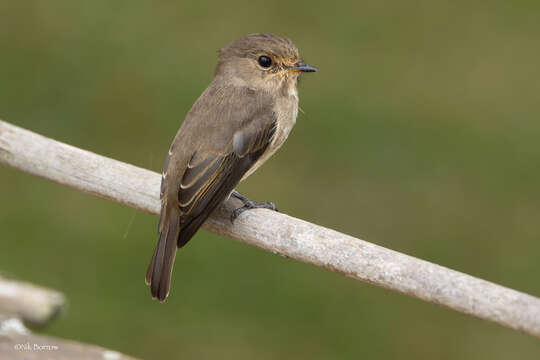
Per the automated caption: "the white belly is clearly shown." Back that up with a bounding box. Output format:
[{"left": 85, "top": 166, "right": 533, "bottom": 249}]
[{"left": 241, "top": 91, "right": 298, "bottom": 181}]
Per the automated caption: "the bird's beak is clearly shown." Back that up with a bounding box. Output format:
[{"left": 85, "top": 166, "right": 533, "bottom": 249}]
[{"left": 287, "top": 61, "right": 318, "bottom": 73}]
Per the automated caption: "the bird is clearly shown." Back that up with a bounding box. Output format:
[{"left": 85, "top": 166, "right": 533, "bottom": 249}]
[{"left": 145, "top": 33, "right": 317, "bottom": 301}]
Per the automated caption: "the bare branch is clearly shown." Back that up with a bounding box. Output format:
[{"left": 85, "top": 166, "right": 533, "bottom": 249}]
[
  {"left": 0, "top": 316, "right": 139, "bottom": 360},
  {"left": 0, "top": 276, "right": 66, "bottom": 327},
  {"left": 1, "top": 119, "right": 539, "bottom": 338}
]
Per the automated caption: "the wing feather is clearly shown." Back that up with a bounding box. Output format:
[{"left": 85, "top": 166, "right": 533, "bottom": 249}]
[{"left": 177, "top": 115, "right": 276, "bottom": 220}]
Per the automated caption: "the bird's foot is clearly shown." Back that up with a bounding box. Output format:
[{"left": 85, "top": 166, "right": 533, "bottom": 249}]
[{"left": 230, "top": 190, "right": 278, "bottom": 222}]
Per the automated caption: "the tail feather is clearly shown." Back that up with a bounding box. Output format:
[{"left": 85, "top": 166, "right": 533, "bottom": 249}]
[
  {"left": 144, "top": 251, "right": 155, "bottom": 286},
  {"left": 146, "top": 207, "right": 180, "bottom": 302}
]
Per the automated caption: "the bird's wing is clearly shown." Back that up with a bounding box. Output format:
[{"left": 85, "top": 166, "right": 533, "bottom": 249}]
[
  {"left": 147, "top": 88, "right": 277, "bottom": 301},
  {"left": 177, "top": 111, "right": 277, "bottom": 245}
]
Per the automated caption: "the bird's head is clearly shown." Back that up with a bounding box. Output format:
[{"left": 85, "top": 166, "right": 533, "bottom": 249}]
[{"left": 215, "top": 33, "right": 317, "bottom": 95}]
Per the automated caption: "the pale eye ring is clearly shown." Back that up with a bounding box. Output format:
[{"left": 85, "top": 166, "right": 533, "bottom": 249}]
[{"left": 258, "top": 55, "right": 272, "bottom": 68}]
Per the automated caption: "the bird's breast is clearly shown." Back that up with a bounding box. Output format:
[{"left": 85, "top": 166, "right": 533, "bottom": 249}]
[
  {"left": 272, "top": 91, "right": 298, "bottom": 149},
  {"left": 241, "top": 92, "right": 299, "bottom": 181}
]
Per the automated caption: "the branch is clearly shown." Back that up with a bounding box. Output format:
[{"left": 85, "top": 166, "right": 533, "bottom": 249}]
[
  {"left": 0, "top": 277, "right": 137, "bottom": 359},
  {"left": 0, "top": 316, "right": 139, "bottom": 360},
  {"left": 0, "top": 276, "right": 66, "bottom": 327},
  {"left": 1, "top": 119, "right": 539, "bottom": 338}
]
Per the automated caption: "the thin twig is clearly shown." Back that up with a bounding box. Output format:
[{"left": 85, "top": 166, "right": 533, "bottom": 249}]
[{"left": 0, "top": 119, "right": 539, "bottom": 338}]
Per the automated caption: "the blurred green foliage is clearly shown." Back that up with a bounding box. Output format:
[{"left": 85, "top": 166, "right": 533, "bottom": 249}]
[{"left": 1, "top": 1, "right": 540, "bottom": 359}]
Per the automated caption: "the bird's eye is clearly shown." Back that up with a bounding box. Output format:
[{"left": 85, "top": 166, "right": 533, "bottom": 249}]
[{"left": 258, "top": 56, "right": 272, "bottom": 68}]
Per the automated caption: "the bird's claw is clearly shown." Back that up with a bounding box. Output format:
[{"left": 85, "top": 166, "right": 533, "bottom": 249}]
[{"left": 230, "top": 200, "right": 278, "bottom": 223}]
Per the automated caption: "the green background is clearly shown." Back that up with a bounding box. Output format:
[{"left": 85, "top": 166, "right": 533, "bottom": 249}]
[{"left": 1, "top": 1, "right": 539, "bottom": 359}]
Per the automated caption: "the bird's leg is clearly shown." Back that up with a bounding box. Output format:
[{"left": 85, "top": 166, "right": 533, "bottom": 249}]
[{"left": 230, "top": 190, "right": 278, "bottom": 222}]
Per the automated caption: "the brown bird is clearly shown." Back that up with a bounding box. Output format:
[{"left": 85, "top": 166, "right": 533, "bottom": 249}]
[{"left": 145, "top": 33, "right": 317, "bottom": 301}]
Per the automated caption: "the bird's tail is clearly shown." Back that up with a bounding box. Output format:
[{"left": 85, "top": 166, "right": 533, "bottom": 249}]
[{"left": 145, "top": 206, "right": 181, "bottom": 302}]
